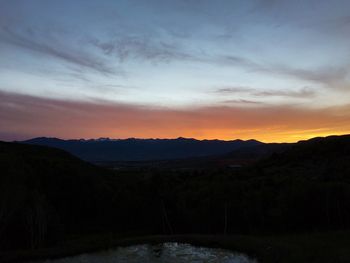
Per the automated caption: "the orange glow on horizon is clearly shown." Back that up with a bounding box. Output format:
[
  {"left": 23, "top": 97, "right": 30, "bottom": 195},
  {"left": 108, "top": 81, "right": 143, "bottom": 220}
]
[
  {"left": 86, "top": 127, "right": 349, "bottom": 143},
  {"left": 183, "top": 129, "right": 350, "bottom": 143},
  {"left": 1, "top": 91, "right": 350, "bottom": 143}
]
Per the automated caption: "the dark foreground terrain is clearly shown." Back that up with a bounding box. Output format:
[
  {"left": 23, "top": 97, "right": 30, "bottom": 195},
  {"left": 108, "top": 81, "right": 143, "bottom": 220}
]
[{"left": 1, "top": 135, "right": 350, "bottom": 262}]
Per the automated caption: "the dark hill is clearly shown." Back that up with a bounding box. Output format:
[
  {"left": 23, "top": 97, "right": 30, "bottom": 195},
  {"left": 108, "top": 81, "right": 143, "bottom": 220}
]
[
  {"left": 21, "top": 137, "right": 263, "bottom": 162},
  {"left": 225, "top": 142, "right": 292, "bottom": 160},
  {"left": 258, "top": 134, "right": 350, "bottom": 181},
  {"left": 0, "top": 142, "right": 116, "bottom": 250}
]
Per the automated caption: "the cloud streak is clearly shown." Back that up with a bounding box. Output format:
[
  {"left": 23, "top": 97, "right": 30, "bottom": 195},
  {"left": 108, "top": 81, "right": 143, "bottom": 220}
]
[
  {"left": 221, "top": 99, "right": 264, "bottom": 105},
  {"left": 214, "top": 86, "right": 315, "bottom": 98},
  {"left": 214, "top": 86, "right": 253, "bottom": 94},
  {"left": 253, "top": 87, "right": 315, "bottom": 98},
  {"left": 214, "top": 55, "right": 349, "bottom": 88}
]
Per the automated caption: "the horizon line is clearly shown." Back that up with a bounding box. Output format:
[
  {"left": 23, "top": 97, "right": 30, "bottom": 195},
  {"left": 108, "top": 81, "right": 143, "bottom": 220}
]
[{"left": 4, "top": 133, "right": 350, "bottom": 144}]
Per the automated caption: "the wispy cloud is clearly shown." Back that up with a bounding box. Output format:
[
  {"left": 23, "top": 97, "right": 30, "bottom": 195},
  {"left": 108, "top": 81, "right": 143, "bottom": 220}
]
[
  {"left": 0, "top": 26, "right": 116, "bottom": 75},
  {"left": 90, "top": 36, "right": 192, "bottom": 63},
  {"left": 3, "top": 22, "right": 345, "bottom": 89}
]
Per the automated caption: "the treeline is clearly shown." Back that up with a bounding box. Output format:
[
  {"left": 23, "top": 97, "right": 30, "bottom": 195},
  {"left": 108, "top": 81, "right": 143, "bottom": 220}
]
[{"left": 0, "top": 135, "right": 350, "bottom": 251}]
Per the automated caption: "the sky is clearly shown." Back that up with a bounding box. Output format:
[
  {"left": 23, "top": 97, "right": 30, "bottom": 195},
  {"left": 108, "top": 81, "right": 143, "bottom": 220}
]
[{"left": 1, "top": 0, "right": 350, "bottom": 142}]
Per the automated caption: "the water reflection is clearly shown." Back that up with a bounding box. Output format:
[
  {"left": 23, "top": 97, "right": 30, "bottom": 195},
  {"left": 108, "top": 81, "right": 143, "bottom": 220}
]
[{"left": 38, "top": 242, "right": 257, "bottom": 263}]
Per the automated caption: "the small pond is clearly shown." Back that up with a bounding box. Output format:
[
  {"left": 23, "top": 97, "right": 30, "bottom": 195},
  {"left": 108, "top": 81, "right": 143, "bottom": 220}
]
[{"left": 37, "top": 242, "right": 257, "bottom": 263}]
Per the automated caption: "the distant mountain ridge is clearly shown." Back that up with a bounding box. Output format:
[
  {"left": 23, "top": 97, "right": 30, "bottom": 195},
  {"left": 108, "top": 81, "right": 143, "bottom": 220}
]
[{"left": 22, "top": 137, "right": 263, "bottom": 162}]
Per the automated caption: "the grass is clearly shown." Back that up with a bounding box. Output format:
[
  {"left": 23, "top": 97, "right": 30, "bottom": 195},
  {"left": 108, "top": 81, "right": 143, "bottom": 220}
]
[{"left": 1, "top": 231, "right": 350, "bottom": 263}]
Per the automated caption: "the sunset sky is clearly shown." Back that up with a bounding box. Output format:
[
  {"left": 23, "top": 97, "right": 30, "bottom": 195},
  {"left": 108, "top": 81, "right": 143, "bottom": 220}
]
[{"left": 1, "top": 0, "right": 350, "bottom": 142}]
